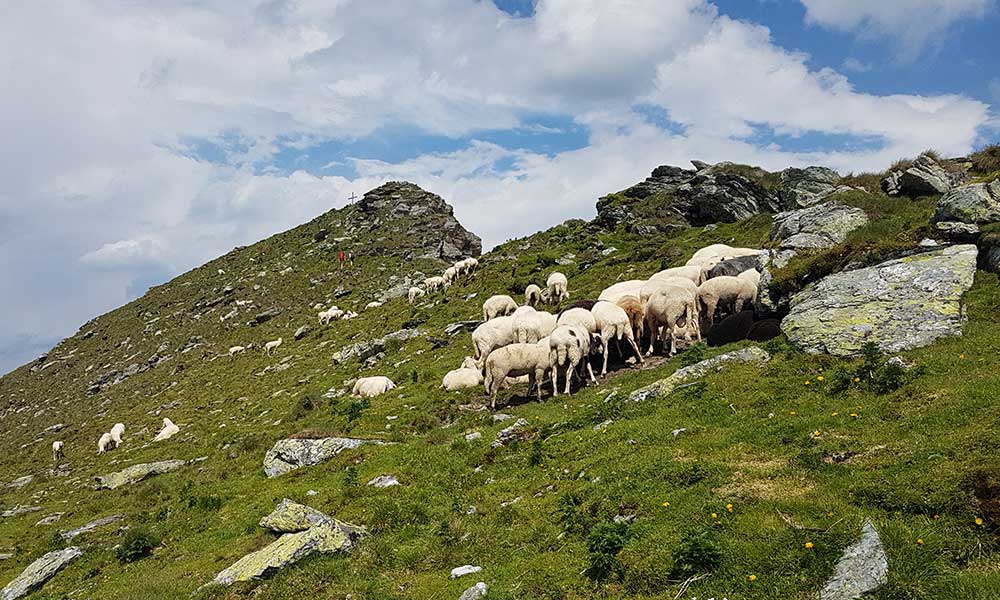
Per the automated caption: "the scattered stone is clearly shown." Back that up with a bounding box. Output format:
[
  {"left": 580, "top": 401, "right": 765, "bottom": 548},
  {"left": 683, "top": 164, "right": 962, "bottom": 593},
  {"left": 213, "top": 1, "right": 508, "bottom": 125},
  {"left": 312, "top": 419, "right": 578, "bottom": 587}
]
[
  {"left": 367, "top": 475, "right": 400, "bottom": 488},
  {"left": 1, "top": 507, "right": 41, "bottom": 519},
  {"left": 212, "top": 526, "right": 349, "bottom": 586},
  {"left": 445, "top": 321, "right": 482, "bottom": 336},
  {"left": 932, "top": 179, "right": 1000, "bottom": 224},
  {"left": 770, "top": 202, "right": 869, "bottom": 249},
  {"left": 0, "top": 554, "right": 11, "bottom": 561},
  {"left": 458, "top": 582, "right": 488, "bottom": 600},
  {"left": 34, "top": 514, "right": 64, "bottom": 527},
  {"left": 263, "top": 437, "right": 385, "bottom": 478},
  {"left": 331, "top": 328, "right": 424, "bottom": 364},
  {"left": 491, "top": 418, "right": 530, "bottom": 449},
  {"left": 0, "top": 546, "right": 82, "bottom": 600},
  {"left": 491, "top": 413, "right": 514, "bottom": 423},
  {"left": 500, "top": 497, "right": 522, "bottom": 507},
  {"left": 675, "top": 166, "right": 780, "bottom": 225},
  {"left": 6, "top": 476, "right": 33, "bottom": 489},
  {"left": 450, "top": 565, "right": 482, "bottom": 579},
  {"left": 259, "top": 499, "right": 366, "bottom": 543},
  {"left": 464, "top": 431, "right": 482, "bottom": 441},
  {"left": 95, "top": 459, "right": 187, "bottom": 490},
  {"left": 671, "top": 428, "right": 686, "bottom": 437},
  {"left": 306, "top": 490, "right": 318, "bottom": 496},
  {"left": 294, "top": 325, "right": 310, "bottom": 341},
  {"left": 60, "top": 514, "right": 124, "bottom": 541},
  {"left": 934, "top": 221, "right": 979, "bottom": 241},
  {"left": 629, "top": 347, "right": 771, "bottom": 402},
  {"left": 247, "top": 307, "right": 282, "bottom": 327},
  {"left": 782, "top": 244, "right": 977, "bottom": 356},
  {"left": 593, "top": 419, "right": 613, "bottom": 432},
  {"left": 882, "top": 154, "right": 958, "bottom": 197},
  {"left": 818, "top": 520, "right": 888, "bottom": 600},
  {"left": 918, "top": 238, "right": 939, "bottom": 247}
]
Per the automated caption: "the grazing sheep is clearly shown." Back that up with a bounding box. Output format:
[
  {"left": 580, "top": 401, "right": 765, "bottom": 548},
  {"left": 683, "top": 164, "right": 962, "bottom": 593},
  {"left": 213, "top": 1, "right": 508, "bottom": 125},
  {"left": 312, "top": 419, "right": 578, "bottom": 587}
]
[
  {"left": 737, "top": 268, "right": 761, "bottom": 287},
  {"left": 598, "top": 280, "right": 646, "bottom": 304},
  {"left": 52, "top": 441, "right": 64, "bottom": 463},
  {"left": 483, "top": 294, "right": 518, "bottom": 321},
  {"left": 514, "top": 309, "right": 557, "bottom": 344},
  {"left": 228, "top": 345, "right": 246, "bottom": 356},
  {"left": 408, "top": 287, "right": 426, "bottom": 304},
  {"left": 556, "top": 307, "right": 597, "bottom": 334},
  {"left": 484, "top": 342, "right": 553, "bottom": 407},
  {"left": 707, "top": 311, "right": 755, "bottom": 347},
  {"left": 707, "top": 255, "right": 761, "bottom": 279},
  {"left": 524, "top": 284, "right": 543, "bottom": 307},
  {"left": 365, "top": 301, "right": 384, "bottom": 310},
  {"left": 615, "top": 295, "right": 645, "bottom": 344},
  {"left": 352, "top": 376, "right": 397, "bottom": 398},
  {"left": 697, "top": 276, "right": 758, "bottom": 324},
  {"left": 110, "top": 423, "right": 125, "bottom": 446},
  {"left": 548, "top": 325, "right": 600, "bottom": 395},
  {"left": 153, "top": 418, "right": 180, "bottom": 442},
  {"left": 264, "top": 337, "right": 283, "bottom": 355},
  {"left": 747, "top": 319, "right": 782, "bottom": 342},
  {"left": 471, "top": 315, "right": 518, "bottom": 369},
  {"left": 644, "top": 289, "right": 696, "bottom": 356},
  {"left": 97, "top": 432, "right": 115, "bottom": 454},
  {"left": 512, "top": 305, "right": 536, "bottom": 317},
  {"left": 319, "top": 307, "right": 343, "bottom": 325},
  {"left": 462, "top": 257, "right": 480, "bottom": 276},
  {"left": 687, "top": 244, "right": 761, "bottom": 266},
  {"left": 424, "top": 276, "right": 446, "bottom": 292},
  {"left": 640, "top": 279, "right": 700, "bottom": 345},
  {"left": 639, "top": 277, "right": 697, "bottom": 307},
  {"left": 546, "top": 272, "right": 570, "bottom": 303},
  {"left": 591, "top": 301, "right": 644, "bottom": 375},
  {"left": 558, "top": 299, "right": 598, "bottom": 315},
  {"left": 650, "top": 265, "right": 706, "bottom": 286},
  {"left": 442, "top": 367, "right": 483, "bottom": 391}
]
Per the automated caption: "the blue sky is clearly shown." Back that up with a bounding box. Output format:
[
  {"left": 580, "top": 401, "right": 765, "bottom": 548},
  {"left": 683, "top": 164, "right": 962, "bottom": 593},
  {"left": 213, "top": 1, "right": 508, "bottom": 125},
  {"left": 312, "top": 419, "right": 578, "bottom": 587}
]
[{"left": 0, "top": 0, "right": 998, "bottom": 375}]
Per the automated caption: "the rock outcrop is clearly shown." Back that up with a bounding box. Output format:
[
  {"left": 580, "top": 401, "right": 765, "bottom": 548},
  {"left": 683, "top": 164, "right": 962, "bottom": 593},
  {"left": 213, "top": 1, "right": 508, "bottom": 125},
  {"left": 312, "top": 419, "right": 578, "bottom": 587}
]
[
  {"left": 818, "top": 520, "right": 888, "bottom": 600},
  {"left": 629, "top": 347, "right": 771, "bottom": 402},
  {"left": 95, "top": 460, "right": 187, "bottom": 490},
  {"left": 0, "top": 547, "right": 82, "bottom": 600},
  {"left": 782, "top": 245, "right": 977, "bottom": 356},
  {"left": 881, "top": 154, "right": 962, "bottom": 197},
  {"left": 259, "top": 499, "right": 366, "bottom": 545},
  {"left": 779, "top": 166, "right": 851, "bottom": 209},
  {"left": 60, "top": 514, "right": 123, "bottom": 540},
  {"left": 771, "top": 202, "right": 869, "bottom": 250},
  {"left": 674, "top": 165, "right": 780, "bottom": 225},
  {"left": 263, "top": 437, "right": 385, "bottom": 478},
  {"left": 932, "top": 179, "right": 1000, "bottom": 224}
]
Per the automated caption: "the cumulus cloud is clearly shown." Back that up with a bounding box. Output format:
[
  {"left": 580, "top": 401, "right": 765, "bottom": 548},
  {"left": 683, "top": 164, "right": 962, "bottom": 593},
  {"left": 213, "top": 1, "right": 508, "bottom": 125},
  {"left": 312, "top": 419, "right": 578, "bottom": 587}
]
[
  {"left": 800, "top": 0, "right": 993, "bottom": 60},
  {"left": 80, "top": 238, "right": 171, "bottom": 271}
]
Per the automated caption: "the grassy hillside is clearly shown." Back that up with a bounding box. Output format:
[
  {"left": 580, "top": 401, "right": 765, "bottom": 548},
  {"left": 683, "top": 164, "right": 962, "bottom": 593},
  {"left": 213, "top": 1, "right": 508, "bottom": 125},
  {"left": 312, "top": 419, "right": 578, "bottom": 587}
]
[{"left": 1, "top": 158, "right": 999, "bottom": 600}]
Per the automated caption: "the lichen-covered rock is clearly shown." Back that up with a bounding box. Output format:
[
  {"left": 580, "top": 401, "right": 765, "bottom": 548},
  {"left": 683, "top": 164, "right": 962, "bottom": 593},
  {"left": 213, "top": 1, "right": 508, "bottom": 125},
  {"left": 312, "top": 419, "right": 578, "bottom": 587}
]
[
  {"left": 0, "top": 546, "right": 82, "bottom": 600},
  {"left": 331, "top": 328, "right": 424, "bottom": 364},
  {"left": 263, "top": 437, "right": 384, "bottom": 478},
  {"left": 459, "top": 582, "right": 489, "bottom": 599},
  {"left": 212, "top": 526, "right": 349, "bottom": 586},
  {"left": 259, "top": 499, "right": 366, "bottom": 545},
  {"left": 60, "top": 514, "right": 123, "bottom": 540},
  {"left": 782, "top": 245, "right": 977, "bottom": 356},
  {"left": 818, "top": 520, "right": 888, "bottom": 600},
  {"left": 779, "top": 166, "right": 850, "bottom": 209},
  {"left": 932, "top": 179, "right": 1000, "bottom": 224},
  {"left": 94, "top": 459, "right": 186, "bottom": 490},
  {"left": 881, "top": 153, "right": 957, "bottom": 197},
  {"left": 771, "top": 202, "right": 869, "bottom": 249},
  {"left": 629, "top": 347, "right": 771, "bottom": 402},
  {"left": 1, "top": 506, "right": 40, "bottom": 519},
  {"left": 933, "top": 220, "right": 980, "bottom": 242}
]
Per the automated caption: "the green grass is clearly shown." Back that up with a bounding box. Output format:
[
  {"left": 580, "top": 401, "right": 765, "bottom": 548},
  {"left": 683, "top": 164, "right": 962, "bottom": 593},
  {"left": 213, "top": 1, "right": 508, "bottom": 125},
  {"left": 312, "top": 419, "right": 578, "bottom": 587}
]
[{"left": 0, "top": 187, "right": 998, "bottom": 600}]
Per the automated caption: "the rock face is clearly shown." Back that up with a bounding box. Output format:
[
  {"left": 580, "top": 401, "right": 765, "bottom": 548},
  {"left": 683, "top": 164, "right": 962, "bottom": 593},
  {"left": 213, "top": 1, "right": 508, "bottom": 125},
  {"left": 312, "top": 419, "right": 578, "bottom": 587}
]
[
  {"left": 771, "top": 202, "right": 869, "bottom": 250},
  {"left": 779, "top": 166, "right": 850, "bottom": 209},
  {"left": 932, "top": 179, "right": 1000, "bottom": 224},
  {"left": 818, "top": 520, "right": 888, "bottom": 600},
  {"left": 0, "top": 546, "right": 82, "bottom": 600},
  {"left": 263, "top": 437, "right": 385, "bottom": 478},
  {"left": 95, "top": 459, "right": 186, "bottom": 490},
  {"left": 782, "top": 245, "right": 977, "bottom": 356},
  {"left": 629, "top": 347, "right": 771, "bottom": 402},
  {"left": 881, "top": 154, "right": 959, "bottom": 197},
  {"left": 674, "top": 167, "right": 780, "bottom": 225}
]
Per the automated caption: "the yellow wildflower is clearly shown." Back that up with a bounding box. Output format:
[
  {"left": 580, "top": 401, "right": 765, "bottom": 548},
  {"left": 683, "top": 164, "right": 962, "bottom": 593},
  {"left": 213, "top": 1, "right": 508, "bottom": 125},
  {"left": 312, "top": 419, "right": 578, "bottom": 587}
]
[
  {"left": 662, "top": 501, "right": 670, "bottom": 507},
  {"left": 711, "top": 512, "right": 718, "bottom": 519},
  {"left": 976, "top": 517, "right": 984, "bottom": 526},
  {"left": 917, "top": 538, "right": 924, "bottom": 545},
  {"left": 726, "top": 503, "right": 734, "bottom": 513},
  {"left": 817, "top": 375, "right": 824, "bottom": 381},
  {"left": 748, "top": 574, "right": 757, "bottom": 582},
  {"left": 805, "top": 541, "right": 814, "bottom": 549}
]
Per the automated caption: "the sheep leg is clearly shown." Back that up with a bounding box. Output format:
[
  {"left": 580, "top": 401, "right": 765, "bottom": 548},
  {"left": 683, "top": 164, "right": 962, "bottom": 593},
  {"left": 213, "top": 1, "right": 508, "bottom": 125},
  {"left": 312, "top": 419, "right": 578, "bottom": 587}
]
[
  {"left": 585, "top": 359, "right": 597, "bottom": 384},
  {"left": 565, "top": 359, "right": 576, "bottom": 394},
  {"left": 551, "top": 366, "right": 559, "bottom": 397},
  {"left": 625, "top": 331, "right": 644, "bottom": 364}
]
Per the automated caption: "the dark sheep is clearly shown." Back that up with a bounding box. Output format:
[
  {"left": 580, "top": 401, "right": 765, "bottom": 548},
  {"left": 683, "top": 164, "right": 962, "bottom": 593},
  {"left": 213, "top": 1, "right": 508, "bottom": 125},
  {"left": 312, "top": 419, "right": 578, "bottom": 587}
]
[
  {"left": 706, "top": 311, "right": 755, "bottom": 347},
  {"left": 707, "top": 255, "right": 760, "bottom": 279},
  {"left": 557, "top": 299, "right": 597, "bottom": 317},
  {"left": 747, "top": 319, "right": 782, "bottom": 342}
]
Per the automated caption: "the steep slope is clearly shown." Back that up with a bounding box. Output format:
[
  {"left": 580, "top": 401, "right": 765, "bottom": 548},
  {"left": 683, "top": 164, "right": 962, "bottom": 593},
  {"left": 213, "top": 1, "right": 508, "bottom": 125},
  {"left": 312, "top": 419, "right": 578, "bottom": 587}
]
[{"left": 1, "top": 155, "right": 999, "bottom": 600}]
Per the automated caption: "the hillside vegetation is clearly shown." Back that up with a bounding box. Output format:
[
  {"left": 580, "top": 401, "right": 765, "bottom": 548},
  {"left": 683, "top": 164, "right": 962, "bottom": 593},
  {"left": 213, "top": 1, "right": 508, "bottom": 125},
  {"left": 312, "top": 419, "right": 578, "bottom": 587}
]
[{"left": 1, "top": 152, "right": 999, "bottom": 600}]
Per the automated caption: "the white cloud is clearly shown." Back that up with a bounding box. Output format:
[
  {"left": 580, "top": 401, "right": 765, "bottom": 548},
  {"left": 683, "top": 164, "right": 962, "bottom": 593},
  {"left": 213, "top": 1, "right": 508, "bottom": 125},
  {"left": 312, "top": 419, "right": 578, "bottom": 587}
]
[
  {"left": 801, "top": 0, "right": 992, "bottom": 60},
  {"left": 80, "top": 238, "right": 170, "bottom": 271},
  {"left": 841, "top": 57, "right": 873, "bottom": 73}
]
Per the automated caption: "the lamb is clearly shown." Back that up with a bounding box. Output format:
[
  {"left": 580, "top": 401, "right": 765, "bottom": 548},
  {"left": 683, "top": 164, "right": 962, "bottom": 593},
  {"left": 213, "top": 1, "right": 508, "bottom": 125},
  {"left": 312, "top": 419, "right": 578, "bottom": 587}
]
[
  {"left": 484, "top": 341, "right": 553, "bottom": 407},
  {"left": 546, "top": 272, "right": 570, "bottom": 303},
  {"left": 264, "top": 337, "right": 283, "bottom": 355},
  {"left": 319, "top": 307, "right": 343, "bottom": 325},
  {"left": 483, "top": 294, "right": 518, "bottom": 321},
  {"left": 110, "top": 423, "right": 125, "bottom": 446},
  {"left": 97, "top": 432, "right": 115, "bottom": 454},
  {"left": 471, "top": 315, "right": 517, "bottom": 369},
  {"left": 352, "top": 376, "right": 397, "bottom": 398},
  {"left": 598, "top": 280, "right": 646, "bottom": 304},
  {"left": 513, "top": 309, "right": 557, "bottom": 344},
  {"left": 424, "top": 276, "right": 446, "bottom": 292},
  {"left": 556, "top": 307, "right": 597, "bottom": 334},
  {"left": 52, "top": 441, "right": 64, "bottom": 463},
  {"left": 442, "top": 366, "right": 483, "bottom": 391},
  {"left": 153, "top": 417, "right": 180, "bottom": 442},
  {"left": 649, "top": 265, "right": 706, "bottom": 286},
  {"left": 408, "top": 287, "right": 426, "bottom": 304},
  {"left": 697, "top": 276, "right": 758, "bottom": 324},
  {"left": 644, "top": 289, "right": 696, "bottom": 356},
  {"left": 590, "top": 301, "right": 644, "bottom": 375},
  {"left": 737, "top": 268, "right": 761, "bottom": 287},
  {"left": 524, "top": 284, "right": 543, "bottom": 307},
  {"left": 615, "top": 295, "right": 645, "bottom": 344},
  {"left": 228, "top": 345, "right": 246, "bottom": 356},
  {"left": 365, "top": 301, "right": 384, "bottom": 310},
  {"left": 548, "top": 325, "right": 600, "bottom": 395}
]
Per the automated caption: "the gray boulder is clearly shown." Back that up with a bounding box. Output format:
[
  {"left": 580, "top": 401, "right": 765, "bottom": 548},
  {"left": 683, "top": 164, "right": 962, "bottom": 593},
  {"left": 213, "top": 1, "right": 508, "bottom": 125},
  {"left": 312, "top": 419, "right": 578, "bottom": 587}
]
[
  {"left": 932, "top": 179, "right": 1000, "bottom": 224},
  {"left": 1, "top": 507, "right": 40, "bottom": 519},
  {"left": 263, "top": 437, "right": 385, "bottom": 478},
  {"left": 332, "top": 328, "right": 424, "bottom": 364},
  {"left": 881, "top": 154, "right": 956, "bottom": 197},
  {"left": 771, "top": 202, "right": 869, "bottom": 250},
  {"left": 780, "top": 166, "right": 850, "bottom": 209},
  {"left": 629, "top": 347, "right": 771, "bottom": 402},
  {"left": 95, "top": 459, "right": 187, "bottom": 490},
  {"left": 934, "top": 221, "right": 980, "bottom": 242},
  {"left": 212, "top": 526, "right": 349, "bottom": 586},
  {"left": 782, "top": 244, "right": 977, "bottom": 356},
  {"left": 459, "top": 582, "right": 489, "bottom": 600},
  {"left": 0, "top": 546, "right": 82, "bottom": 600},
  {"left": 491, "top": 418, "right": 530, "bottom": 449},
  {"left": 259, "top": 499, "right": 366, "bottom": 545},
  {"left": 675, "top": 169, "right": 780, "bottom": 225},
  {"left": 818, "top": 520, "right": 888, "bottom": 600},
  {"left": 60, "top": 514, "right": 123, "bottom": 541}
]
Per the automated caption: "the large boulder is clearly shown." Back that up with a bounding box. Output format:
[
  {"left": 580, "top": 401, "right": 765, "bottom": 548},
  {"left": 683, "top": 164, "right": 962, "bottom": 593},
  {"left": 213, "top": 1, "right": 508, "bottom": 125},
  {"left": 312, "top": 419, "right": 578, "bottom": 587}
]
[
  {"left": 932, "top": 179, "right": 1000, "bottom": 224},
  {"left": 771, "top": 202, "right": 869, "bottom": 250},
  {"left": 0, "top": 547, "right": 82, "bottom": 600},
  {"left": 881, "top": 154, "right": 958, "bottom": 197},
  {"left": 674, "top": 168, "right": 780, "bottom": 225},
  {"left": 263, "top": 437, "right": 385, "bottom": 478},
  {"left": 95, "top": 460, "right": 186, "bottom": 490},
  {"left": 779, "top": 166, "right": 850, "bottom": 209},
  {"left": 259, "top": 499, "right": 366, "bottom": 545},
  {"left": 212, "top": 526, "right": 349, "bottom": 586},
  {"left": 629, "top": 347, "right": 771, "bottom": 402},
  {"left": 818, "top": 520, "right": 888, "bottom": 600},
  {"left": 782, "top": 245, "right": 977, "bottom": 356}
]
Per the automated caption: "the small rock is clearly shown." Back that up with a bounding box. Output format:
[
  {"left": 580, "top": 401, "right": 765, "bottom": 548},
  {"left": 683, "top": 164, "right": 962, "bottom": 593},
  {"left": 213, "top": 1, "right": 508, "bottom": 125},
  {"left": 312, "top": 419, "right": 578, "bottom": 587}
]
[
  {"left": 1, "top": 506, "right": 41, "bottom": 519},
  {"left": 491, "top": 413, "right": 514, "bottom": 422},
  {"left": 491, "top": 418, "right": 529, "bottom": 449},
  {"left": 818, "top": 520, "right": 888, "bottom": 600},
  {"left": 593, "top": 419, "right": 613, "bottom": 432},
  {"left": 263, "top": 437, "right": 385, "bottom": 478},
  {"left": 450, "top": 565, "right": 482, "bottom": 579},
  {"left": 60, "top": 515, "right": 124, "bottom": 541},
  {"left": 464, "top": 432, "right": 482, "bottom": 441},
  {"left": 6, "top": 476, "right": 33, "bottom": 489},
  {"left": 367, "top": 475, "right": 400, "bottom": 488},
  {"left": 458, "top": 582, "right": 488, "bottom": 600},
  {"left": 306, "top": 490, "right": 318, "bottom": 496},
  {"left": 630, "top": 348, "right": 771, "bottom": 402},
  {"left": 34, "top": 514, "right": 64, "bottom": 527},
  {"left": 95, "top": 460, "right": 187, "bottom": 490},
  {"left": 671, "top": 428, "right": 686, "bottom": 437},
  {"left": 294, "top": 325, "right": 310, "bottom": 340}
]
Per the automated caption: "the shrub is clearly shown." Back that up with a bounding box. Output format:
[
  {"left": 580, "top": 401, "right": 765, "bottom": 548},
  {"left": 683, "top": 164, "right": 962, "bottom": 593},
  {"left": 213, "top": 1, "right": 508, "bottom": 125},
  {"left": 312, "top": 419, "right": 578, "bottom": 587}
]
[
  {"left": 529, "top": 439, "right": 544, "bottom": 467},
  {"left": 671, "top": 529, "right": 722, "bottom": 577},
  {"left": 187, "top": 495, "right": 223, "bottom": 511},
  {"left": 116, "top": 527, "right": 161, "bottom": 563},
  {"left": 585, "top": 521, "right": 635, "bottom": 582},
  {"left": 289, "top": 393, "right": 315, "bottom": 421},
  {"left": 970, "top": 145, "right": 1000, "bottom": 174},
  {"left": 556, "top": 493, "right": 586, "bottom": 535},
  {"left": 344, "top": 398, "right": 370, "bottom": 423},
  {"left": 680, "top": 342, "right": 707, "bottom": 366}
]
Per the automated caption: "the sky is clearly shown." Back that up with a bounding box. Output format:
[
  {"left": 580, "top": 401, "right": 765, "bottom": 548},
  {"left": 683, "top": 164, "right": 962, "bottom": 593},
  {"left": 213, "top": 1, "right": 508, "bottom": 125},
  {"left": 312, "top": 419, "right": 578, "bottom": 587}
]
[{"left": 1, "top": 0, "right": 998, "bottom": 375}]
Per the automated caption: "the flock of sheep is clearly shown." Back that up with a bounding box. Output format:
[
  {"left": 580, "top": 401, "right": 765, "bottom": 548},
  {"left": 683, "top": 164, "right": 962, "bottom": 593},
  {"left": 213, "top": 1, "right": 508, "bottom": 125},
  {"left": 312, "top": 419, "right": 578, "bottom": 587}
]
[
  {"left": 408, "top": 257, "right": 480, "bottom": 303},
  {"left": 48, "top": 417, "right": 180, "bottom": 464}
]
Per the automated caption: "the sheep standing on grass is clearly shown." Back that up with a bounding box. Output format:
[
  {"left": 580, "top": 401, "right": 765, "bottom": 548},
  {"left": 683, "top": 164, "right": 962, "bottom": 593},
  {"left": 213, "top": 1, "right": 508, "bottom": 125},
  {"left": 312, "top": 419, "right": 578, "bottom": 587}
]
[
  {"left": 546, "top": 272, "right": 570, "bottom": 303},
  {"left": 97, "top": 432, "right": 115, "bottom": 454},
  {"left": 424, "top": 276, "right": 446, "bottom": 292},
  {"left": 228, "top": 345, "right": 246, "bottom": 357},
  {"left": 591, "top": 301, "right": 644, "bottom": 375},
  {"left": 264, "top": 337, "right": 283, "bottom": 355},
  {"left": 483, "top": 295, "right": 518, "bottom": 321},
  {"left": 697, "top": 276, "right": 757, "bottom": 325},
  {"left": 524, "top": 284, "right": 543, "bottom": 307},
  {"left": 52, "top": 441, "right": 64, "bottom": 463},
  {"left": 549, "top": 325, "right": 600, "bottom": 395},
  {"left": 484, "top": 341, "right": 553, "bottom": 407},
  {"left": 442, "top": 267, "right": 458, "bottom": 287},
  {"left": 615, "top": 295, "right": 645, "bottom": 345},
  {"left": 457, "top": 257, "right": 479, "bottom": 277},
  {"left": 471, "top": 316, "right": 517, "bottom": 369},
  {"left": 644, "top": 289, "right": 695, "bottom": 356},
  {"left": 408, "top": 287, "right": 426, "bottom": 304},
  {"left": 154, "top": 418, "right": 180, "bottom": 442},
  {"left": 110, "top": 423, "right": 125, "bottom": 446},
  {"left": 352, "top": 376, "right": 396, "bottom": 398},
  {"left": 319, "top": 307, "right": 343, "bottom": 325},
  {"left": 514, "top": 309, "right": 557, "bottom": 344}
]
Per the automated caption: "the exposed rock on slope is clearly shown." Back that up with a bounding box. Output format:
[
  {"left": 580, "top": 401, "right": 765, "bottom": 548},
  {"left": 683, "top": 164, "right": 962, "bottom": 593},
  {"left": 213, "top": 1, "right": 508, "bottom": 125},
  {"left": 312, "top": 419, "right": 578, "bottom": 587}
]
[
  {"left": 771, "top": 202, "right": 869, "bottom": 250},
  {"left": 779, "top": 166, "right": 851, "bottom": 209},
  {"left": 782, "top": 245, "right": 978, "bottom": 356},
  {"left": 818, "top": 520, "right": 888, "bottom": 600},
  {"left": 263, "top": 437, "right": 386, "bottom": 478},
  {"left": 881, "top": 153, "right": 965, "bottom": 197},
  {"left": 0, "top": 546, "right": 82, "bottom": 600},
  {"left": 932, "top": 179, "right": 1000, "bottom": 224}
]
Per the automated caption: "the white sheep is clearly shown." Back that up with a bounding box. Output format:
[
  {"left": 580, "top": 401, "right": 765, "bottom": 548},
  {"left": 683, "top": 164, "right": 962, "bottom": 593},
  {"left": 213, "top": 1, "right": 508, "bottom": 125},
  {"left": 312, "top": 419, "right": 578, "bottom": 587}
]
[
  {"left": 463, "top": 257, "right": 480, "bottom": 276},
  {"left": 365, "top": 301, "right": 384, "bottom": 310},
  {"left": 442, "top": 367, "right": 484, "bottom": 391},
  {"left": 645, "top": 288, "right": 696, "bottom": 356},
  {"left": 590, "top": 301, "right": 644, "bottom": 375},
  {"left": 549, "top": 325, "right": 598, "bottom": 396},
  {"left": 524, "top": 284, "right": 543, "bottom": 307},
  {"left": 546, "top": 272, "right": 570, "bottom": 303},
  {"left": 556, "top": 307, "right": 597, "bottom": 334},
  {"left": 352, "top": 376, "right": 397, "bottom": 398},
  {"left": 110, "top": 423, "right": 125, "bottom": 446},
  {"left": 512, "top": 305, "right": 536, "bottom": 317},
  {"left": 52, "top": 440, "right": 64, "bottom": 463},
  {"left": 342, "top": 311, "right": 358, "bottom": 320},
  {"left": 153, "top": 418, "right": 180, "bottom": 442},
  {"left": 442, "top": 267, "right": 458, "bottom": 286},
  {"left": 319, "top": 307, "right": 343, "bottom": 325},
  {"left": 513, "top": 309, "right": 557, "bottom": 344},
  {"left": 471, "top": 315, "right": 517, "bottom": 369},
  {"left": 649, "top": 265, "right": 706, "bottom": 286},
  {"left": 737, "top": 268, "right": 761, "bottom": 286},
  {"left": 483, "top": 294, "right": 518, "bottom": 321},
  {"left": 264, "top": 337, "right": 283, "bottom": 355},
  {"left": 686, "top": 244, "right": 761, "bottom": 268},
  {"left": 97, "top": 432, "right": 115, "bottom": 454},
  {"left": 408, "top": 287, "right": 426, "bottom": 304},
  {"left": 697, "top": 276, "right": 757, "bottom": 324},
  {"left": 228, "top": 345, "right": 246, "bottom": 356},
  {"left": 484, "top": 342, "right": 553, "bottom": 407},
  {"left": 424, "top": 276, "right": 446, "bottom": 292},
  {"left": 598, "top": 279, "right": 646, "bottom": 304}
]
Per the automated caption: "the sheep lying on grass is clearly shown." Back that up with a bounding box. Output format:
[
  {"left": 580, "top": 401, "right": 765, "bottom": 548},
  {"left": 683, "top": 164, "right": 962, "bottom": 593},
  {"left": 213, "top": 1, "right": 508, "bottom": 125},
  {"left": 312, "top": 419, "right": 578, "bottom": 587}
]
[
  {"left": 352, "top": 376, "right": 396, "bottom": 398},
  {"left": 154, "top": 418, "right": 180, "bottom": 442}
]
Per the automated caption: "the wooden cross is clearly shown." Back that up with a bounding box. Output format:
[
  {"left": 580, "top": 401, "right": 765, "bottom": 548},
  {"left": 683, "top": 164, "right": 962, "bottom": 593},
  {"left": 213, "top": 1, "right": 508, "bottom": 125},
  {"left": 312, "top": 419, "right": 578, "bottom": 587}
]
[{"left": 348, "top": 192, "right": 358, "bottom": 202}]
